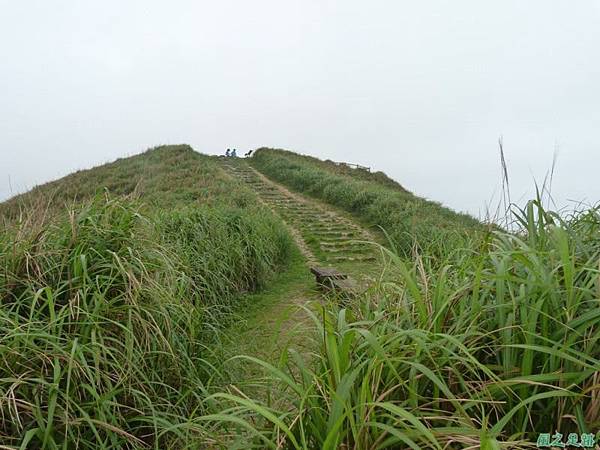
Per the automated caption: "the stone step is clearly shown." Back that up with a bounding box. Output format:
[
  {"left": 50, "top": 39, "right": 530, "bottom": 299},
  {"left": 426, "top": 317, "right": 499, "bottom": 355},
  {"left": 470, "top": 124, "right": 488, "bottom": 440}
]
[
  {"left": 320, "top": 246, "right": 372, "bottom": 255},
  {"left": 313, "top": 228, "right": 359, "bottom": 235},
  {"left": 315, "top": 230, "right": 363, "bottom": 237},
  {"left": 326, "top": 255, "right": 377, "bottom": 263},
  {"left": 315, "top": 237, "right": 361, "bottom": 245},
  {"left": 319, "top": 240, "right": 372, "bottom": 248},
  {"left": 257, "top": 191, "right": 282, "bottom": 197},
  {"left": 279, "top": 208, "right": 311, "bottom": 215},
  {"left": 267, "top": 199, "right": 301, "bottom": 205},
  {"left": 222, "top": 162, "right": 377, "bottom": 270},
  {"left": 306, "top": 220, "right": 361, "bottom": 228},
  {"left": 255, "top": 190, "right": 280, "bottom": 194},
  {"left": 320, "top": 240, "right": 370, "bottom": 249},
  {"left": 282, "top": 212, "right": 332, "bottom": 221},
  {"left": 286, "top": 210, "right": 329, "bottom": 217},
  {"left": 270, "top": 199, "right": 300, "bottom": 204},
  {"left": 303, "top": 224, "right": 354, "bottom": 232},
  {"left": 303, "top": 223, "right": 345, "bottom": 230},
  {"left": 273, "top": 205, "right": 308, "bottom": 211},
  {"left": 305, "top": 230, "right": 353, "bottom": 237}
]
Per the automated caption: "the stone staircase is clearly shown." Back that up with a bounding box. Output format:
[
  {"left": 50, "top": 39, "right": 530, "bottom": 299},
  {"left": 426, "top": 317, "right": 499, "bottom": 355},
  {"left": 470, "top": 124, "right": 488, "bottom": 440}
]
[{"left": 220, "top": 160, "right": 378, "bottom": 269}]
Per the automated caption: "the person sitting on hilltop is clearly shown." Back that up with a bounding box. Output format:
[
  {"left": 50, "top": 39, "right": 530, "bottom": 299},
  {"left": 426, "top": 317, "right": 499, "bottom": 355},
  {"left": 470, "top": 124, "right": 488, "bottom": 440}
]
[
  {"left": 225, "top": 149, "right": 231, "bottom": 157},
  {"left": 231, "top": 149, "right": 237, "bottom": 157},
  {"left": 245, "top": 150, "right": 253, "bottom": 157}
]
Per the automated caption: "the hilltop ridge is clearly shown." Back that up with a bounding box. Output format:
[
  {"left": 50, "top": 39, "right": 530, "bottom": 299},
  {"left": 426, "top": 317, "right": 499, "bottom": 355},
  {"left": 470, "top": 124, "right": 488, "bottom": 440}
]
[
  {"left": 249, "top": 147, "right": 481, "bottom": 256},
  {"left": 254, "top": 147, "right": 410, "bottom": 193},
  {"left": 0, "top": 145, "right": 248, "bottom": 221}
]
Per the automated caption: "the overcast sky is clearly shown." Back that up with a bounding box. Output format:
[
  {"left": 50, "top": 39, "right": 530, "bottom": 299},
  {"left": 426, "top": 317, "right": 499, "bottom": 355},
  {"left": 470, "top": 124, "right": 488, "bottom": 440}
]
[{"left": 1, "top": 1, "right": 599, "bottom": 218}]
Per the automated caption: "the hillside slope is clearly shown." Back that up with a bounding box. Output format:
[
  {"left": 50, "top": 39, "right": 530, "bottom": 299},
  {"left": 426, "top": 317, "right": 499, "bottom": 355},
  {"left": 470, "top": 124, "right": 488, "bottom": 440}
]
[
  {"left": 250, "top": 147, "right": 482, "bottom": 256},
  {"left": 254, "top": 147, "right": 411, "bottom": 192},
  {"left": 1, "top": 145, "right": 253, "bottom": 221},
  {"left": 0, "top": 145, "right": 295, "bottom": 448}
]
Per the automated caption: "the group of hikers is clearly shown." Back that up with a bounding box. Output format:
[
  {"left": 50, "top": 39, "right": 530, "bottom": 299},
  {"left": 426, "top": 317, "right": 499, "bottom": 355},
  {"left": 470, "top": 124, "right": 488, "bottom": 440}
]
[{"left": 224, "top": 148, "right": 253, "bottom": 158}]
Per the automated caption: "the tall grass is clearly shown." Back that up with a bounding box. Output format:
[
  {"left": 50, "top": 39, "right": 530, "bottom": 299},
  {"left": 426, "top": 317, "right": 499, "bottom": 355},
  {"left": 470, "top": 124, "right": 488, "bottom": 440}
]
[
  {"left": 157, "top": 206, "right": 294, "bottom": 321},
  {"left": 250, "top": 148, "right": 482, "bottom": 257},
  {"left": 203, "top": 199, "right": 600, "bottom": 448},
  {"left": 0, "top": 145, "right": 296, "bottom": 448},
  {"left": 0, "top": 197, "right": 204, "bottom": 447}
]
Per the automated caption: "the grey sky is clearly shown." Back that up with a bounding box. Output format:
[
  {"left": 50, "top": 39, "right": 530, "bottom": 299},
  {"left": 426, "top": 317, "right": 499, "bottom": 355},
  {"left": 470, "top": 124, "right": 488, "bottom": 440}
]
[{"left": 1, "top": 1, "right": 599, "bottom": 218}]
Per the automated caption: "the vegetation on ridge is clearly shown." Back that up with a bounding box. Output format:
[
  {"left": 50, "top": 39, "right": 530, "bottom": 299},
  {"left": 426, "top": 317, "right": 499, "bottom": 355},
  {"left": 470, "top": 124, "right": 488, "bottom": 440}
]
[
  {"left": 0, "top": 146, "right": 294, "bottom": 448},
  {"left": 250, "top": 147, "right": 482, "bottom": 257},
  {"left": 0, "top": 145, "right": 255, "bottom": 222}
]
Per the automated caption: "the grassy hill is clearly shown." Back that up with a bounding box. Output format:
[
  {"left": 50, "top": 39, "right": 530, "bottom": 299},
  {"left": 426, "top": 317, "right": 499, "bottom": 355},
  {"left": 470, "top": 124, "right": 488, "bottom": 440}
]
[
  {"left": 2, "top": 144, "right": 600, "bottom": 449},
  {"left": 0, "top": 145, "right": 294, "bottom": 448},
  {"left": 254, "top": 147, "right": 411, "bottom": 191},
  {"left": 250, "top": 147, "right": 483, "bottom": 257},
  {"left": 0, "top": 145, "right": 255, "bottom": 221}
]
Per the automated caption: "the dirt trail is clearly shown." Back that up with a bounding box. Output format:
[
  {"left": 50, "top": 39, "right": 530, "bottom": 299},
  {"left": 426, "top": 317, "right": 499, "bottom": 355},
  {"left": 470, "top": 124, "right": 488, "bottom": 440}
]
[
  {"left": 218, "top": 158, "right": 382, "bottom": 380},
  {"left": 210, "top": 159, "right": 385, "bottom": 447}
]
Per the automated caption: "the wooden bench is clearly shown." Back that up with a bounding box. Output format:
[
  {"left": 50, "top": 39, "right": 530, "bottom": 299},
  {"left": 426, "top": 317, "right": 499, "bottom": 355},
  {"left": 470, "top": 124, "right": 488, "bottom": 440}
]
[
  {"left": 310, "top": 267, "right": 347, "bottom": 286},
  {"left": 310, "top": 266, "right": 358, "bottom": 298}
]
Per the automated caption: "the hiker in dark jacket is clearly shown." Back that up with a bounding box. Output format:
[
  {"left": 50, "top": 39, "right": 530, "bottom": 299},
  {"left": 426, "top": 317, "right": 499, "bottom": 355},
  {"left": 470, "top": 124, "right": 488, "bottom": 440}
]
[{"left": 226, "top": 149, "right": 231, "bottom": 157}]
